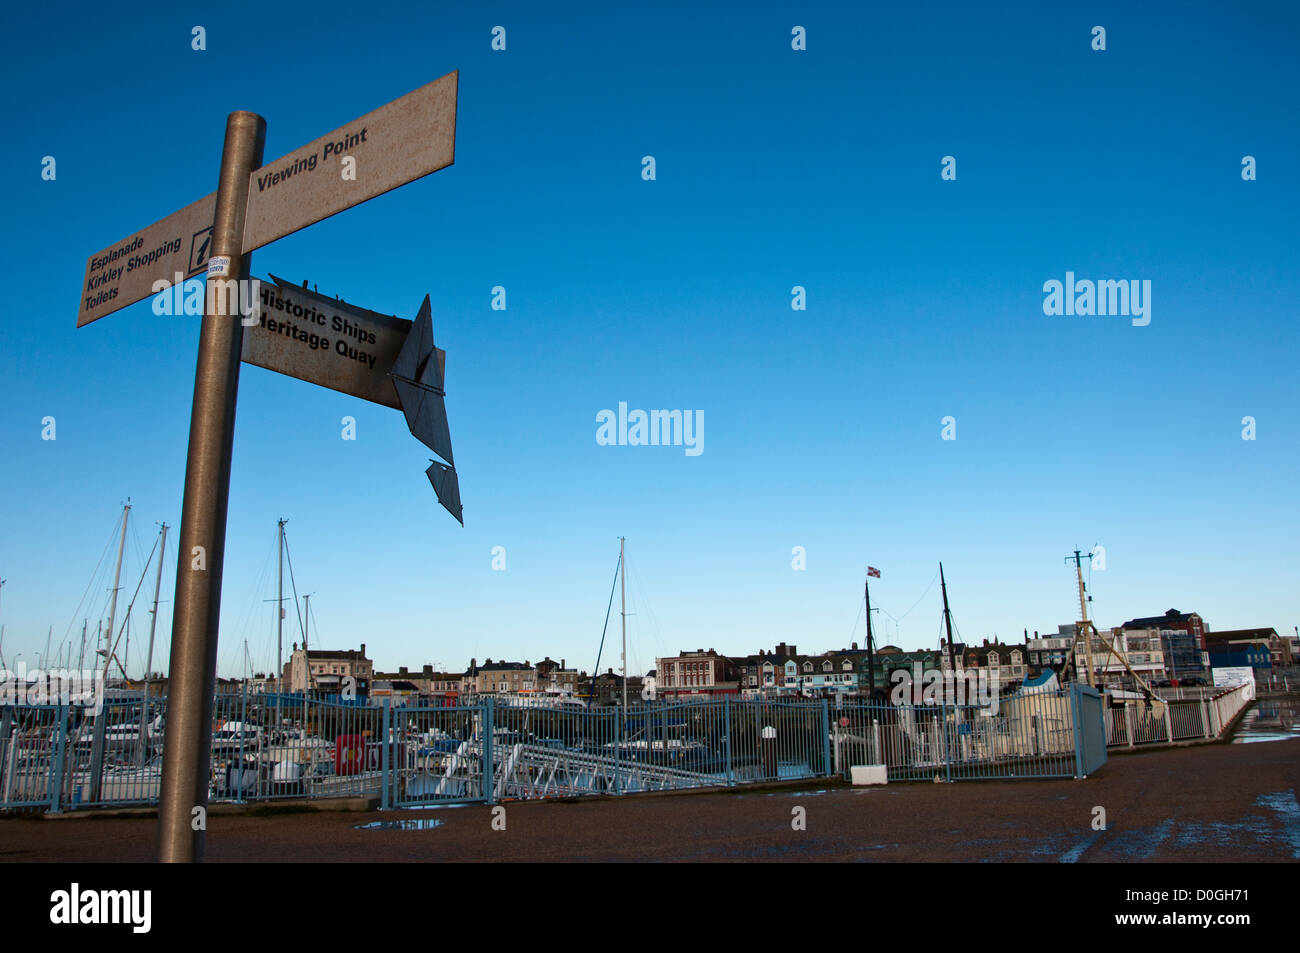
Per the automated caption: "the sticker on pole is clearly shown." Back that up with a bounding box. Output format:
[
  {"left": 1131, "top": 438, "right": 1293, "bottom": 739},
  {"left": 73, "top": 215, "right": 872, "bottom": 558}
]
[{"left": 207, "top": 256, "right": 232, "bottom": 278}]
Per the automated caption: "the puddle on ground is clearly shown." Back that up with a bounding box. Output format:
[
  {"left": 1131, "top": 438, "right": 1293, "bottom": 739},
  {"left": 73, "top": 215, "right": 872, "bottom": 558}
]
[
  {"left": 355, "top": 818, "right": 445, "bottom": 831},
  {"left": 403, "top": 802, "right": 468, "bottom": 811},
  {"left": 1232, "top": 698, "right": 1300, "bottom": 744}
]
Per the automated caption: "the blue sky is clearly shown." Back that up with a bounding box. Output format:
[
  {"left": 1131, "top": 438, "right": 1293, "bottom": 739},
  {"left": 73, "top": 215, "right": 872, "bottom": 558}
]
[{"left": 1, "top": 1, "right": 1296, "bottom": 679}]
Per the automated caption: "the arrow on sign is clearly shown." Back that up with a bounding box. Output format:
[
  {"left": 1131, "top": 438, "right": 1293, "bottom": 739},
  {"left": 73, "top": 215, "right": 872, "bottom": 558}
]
[
  {"left": 391, "top": 295, "right": 461, "bottom": 524},
  {"left": 391, "top": 292, "right": 460, "bottom": 524},
  {"left": 241, "top": 276, "right": 462, "bottom": 524}
]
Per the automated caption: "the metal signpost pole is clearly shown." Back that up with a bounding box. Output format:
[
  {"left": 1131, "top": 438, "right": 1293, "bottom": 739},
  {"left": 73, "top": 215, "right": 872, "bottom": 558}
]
[
  {"left": 79, "top": 72, "right": 458, "bottom": 861},
  {"left": 158, "top": 111, "right": 266, "bottom": 863}
]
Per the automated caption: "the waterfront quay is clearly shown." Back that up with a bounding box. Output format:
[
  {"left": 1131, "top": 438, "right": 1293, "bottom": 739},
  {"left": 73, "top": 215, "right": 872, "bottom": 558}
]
[{"left": 3, "top": 736, "right": 1295, "bottom": 863}]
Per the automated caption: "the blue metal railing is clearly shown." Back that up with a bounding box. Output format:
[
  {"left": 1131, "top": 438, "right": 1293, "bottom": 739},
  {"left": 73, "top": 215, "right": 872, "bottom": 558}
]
[{"left": 2, "top": 687, "right": 1107, "bottom": 813}]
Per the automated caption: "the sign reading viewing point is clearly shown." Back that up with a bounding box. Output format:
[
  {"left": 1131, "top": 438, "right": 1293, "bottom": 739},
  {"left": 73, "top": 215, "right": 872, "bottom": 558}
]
[
  {"left": 74, "top": 71, "right": 463, "bottom": 863},
  {"left": 76, "top": 71, "right": 457, "bottom": 327},
  {"left": 242, "top": 71, "right": 456, "bottom": 253}
]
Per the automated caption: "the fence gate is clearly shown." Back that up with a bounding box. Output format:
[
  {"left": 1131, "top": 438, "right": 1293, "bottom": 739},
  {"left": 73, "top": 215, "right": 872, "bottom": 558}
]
[
  {"left": 388, "top": 701, "right": 493, "bottom": 808},
  {"left": 837, "top": 686, "right": 1106, "bottom": 782}
]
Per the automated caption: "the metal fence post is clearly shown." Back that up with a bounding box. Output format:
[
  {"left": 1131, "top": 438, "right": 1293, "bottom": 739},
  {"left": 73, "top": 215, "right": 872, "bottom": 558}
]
[
  {"left": 87, "top": 702, "right": 107, "bottom": 803},
  {"left": 1070, "top": 685, "right": 1085, "bottom": 779},
  {"left": 2, "top": 728, "right": 17, "bottom": 806},
  {"left": 380, "top": 697, "right": 391, "bottom": 810},
  {"left": 723, "top": 695, "right": 733, "bottom": 787},
  {"left": 49, "top": 705, "right": 69, "bottom": 813},
  {"left": 820, "top": 698, "right": 832, "bottom": 778},
  {"left": 613, "top": 708, "right": 622, "bottom": 795},
  {"left": 940, "top": 696, "right": 951, "bottom": 783},
  {"left": 0, "top": 709, "right": 11, "bottom": 807},
  {"left": 483, "top": 697, "right": 495, "bottom": 805}
]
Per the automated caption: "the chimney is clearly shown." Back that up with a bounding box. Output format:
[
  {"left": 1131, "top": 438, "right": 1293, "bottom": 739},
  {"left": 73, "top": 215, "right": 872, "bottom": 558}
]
[
  {"left": 561, "top": 659, "right": 566, "bottom": 669},
  {"left": 852, "top": 642, "right": 858, "bottom": 651},
  {"left": 423, "top": 664, "right": 433, "bottom": 674},
  {"left": 400, "top": 666, "right": 408, "bottom": 675},
  {"left": 360, "top": 643, "right": 366, "bottom": 657}
]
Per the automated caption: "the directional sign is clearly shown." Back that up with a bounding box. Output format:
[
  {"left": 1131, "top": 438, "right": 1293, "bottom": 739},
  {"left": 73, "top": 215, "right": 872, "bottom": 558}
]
[
  {"left": 73, "top": 73, "right": 465, "bottom": 864},
  {"left": 241, "top": 276, "right": 461, "bottom": 524},
  {"left": 76, "top": 70, "right": 457, "bottom": 328},
  {"left": 242, "top": 71, "right": 457, "bottom": 254},
  {"left": 241, "top": 276, "right": 443, "bottom": 411},
  {"left": 77, "top": 193, "right": 216, "bottom": 327}
]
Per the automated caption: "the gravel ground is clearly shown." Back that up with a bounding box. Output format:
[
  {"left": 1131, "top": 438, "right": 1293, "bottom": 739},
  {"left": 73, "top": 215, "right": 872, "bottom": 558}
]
[{"left": 2, "top": 738, "right": 1296, "bottom": 862}]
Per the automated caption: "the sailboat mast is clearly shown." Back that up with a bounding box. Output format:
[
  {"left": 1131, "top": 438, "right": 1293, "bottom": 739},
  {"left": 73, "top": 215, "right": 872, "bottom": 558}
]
[
  {"left": 104, "top": 502, "right": 131, "bottom": 682},
  {"left": 940, "top": 562, "right": 956, "bottom": 697},
  {"left": 276, "top": 518, "right": 285, "bottom": 697},
  {"left": 303, "top": 593, "right": 312, "bottom": 694},
  {"left": 144, "top": 524, "right": 168, "bottom": 688},
  {"left": 626, "top": 538, "right": 631, "bottom": 712},
  {"left": 865, "top": 574, "right": 875, "bottom": 695}
]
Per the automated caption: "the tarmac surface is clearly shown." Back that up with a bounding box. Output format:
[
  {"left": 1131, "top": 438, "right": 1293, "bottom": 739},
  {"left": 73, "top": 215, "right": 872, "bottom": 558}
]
[{"left": 2, "top": 737, "right": 1297, "bottom": 862}]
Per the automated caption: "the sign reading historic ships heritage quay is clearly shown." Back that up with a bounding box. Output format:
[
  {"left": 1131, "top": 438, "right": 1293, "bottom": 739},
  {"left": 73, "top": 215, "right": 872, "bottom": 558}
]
[
  {"left": 245, "top": 276, "right": 440, "bottom": 411},
  {"left": 73, "top": 70, "right": 463, "bottom": 863},
  {"left": 243, "top": 275, "right": 460, "bottom": 512}
]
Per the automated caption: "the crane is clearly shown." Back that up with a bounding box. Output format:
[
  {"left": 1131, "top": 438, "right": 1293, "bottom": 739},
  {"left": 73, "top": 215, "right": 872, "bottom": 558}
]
[{"left": 1061, "top": 549, "right": 1165, "bottom": 707}]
